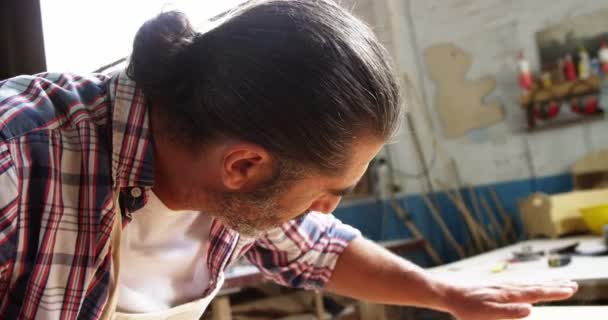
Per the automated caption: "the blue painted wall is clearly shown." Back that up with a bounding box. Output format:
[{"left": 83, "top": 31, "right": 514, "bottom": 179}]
[{"left": 334, "top": 173, "right": 573, "bottom": 266}]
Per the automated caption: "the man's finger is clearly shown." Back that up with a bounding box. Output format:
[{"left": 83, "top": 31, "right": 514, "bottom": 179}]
[
  {"left": 497, "top": 286, "right": 576, "bottom": 303},
  {"left": 507, "top": 280, "right": 578, "bottom": 290},
  {"left": 483, "top": 302, "right": 532, "bottom": 320}
]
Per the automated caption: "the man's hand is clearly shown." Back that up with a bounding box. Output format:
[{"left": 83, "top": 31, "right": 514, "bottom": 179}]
[
  {"left": 327, "top": 238, "right": 579, "bottom": 320},
  {"left": 445, "top": 281, "right": 578, "bottom": 320}
]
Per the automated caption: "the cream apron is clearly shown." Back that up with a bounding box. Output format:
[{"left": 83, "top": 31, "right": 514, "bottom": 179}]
[
  {"left": 101, "top": 191, "right": 224, "bottom": 320},
  {"left": 113, "top": 274, "right": 224, "bottom": 320}
]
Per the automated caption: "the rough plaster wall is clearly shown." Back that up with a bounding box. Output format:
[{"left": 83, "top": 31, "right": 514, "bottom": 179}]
[{"left": 350, "top": 0, "right": 608, "bottom": 194}]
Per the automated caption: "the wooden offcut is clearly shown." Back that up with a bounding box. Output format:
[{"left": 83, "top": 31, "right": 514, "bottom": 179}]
[
  {"left": 425, "top": 43, "right": 504, "bottom": 138},
  {"left": 572, "top": 150, "right": 608, "bottom": 190},
  {"left": 519, "top": 189, "right": 608, "bottom": 238},
  {"left": 573, "top": 149, "right": 608, "bottom": 174}
]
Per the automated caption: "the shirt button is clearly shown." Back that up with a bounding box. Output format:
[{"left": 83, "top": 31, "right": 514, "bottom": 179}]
[{"left": 130, "top": 187, "right": 142, "bottom": 198}]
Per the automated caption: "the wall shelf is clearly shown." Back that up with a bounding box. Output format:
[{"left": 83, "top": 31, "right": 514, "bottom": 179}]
[
  {"left": 527, "top": 112, "right": 604, "bottom": 133},
  {"left": 520, "top": 76, "right": 603, "bottom": 131}
]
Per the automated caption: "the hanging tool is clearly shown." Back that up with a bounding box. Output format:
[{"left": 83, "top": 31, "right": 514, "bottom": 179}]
[
  {"left": 443, "top": 183, "right": 484, "bottom": 252},
  {"left": 389, "top": 200, "right": 443, "bottom": 265},
  {"left": 445, "top": 159, "right": 486, "bottom": 252},
  {"left": 480, "top": 195, "right": 508, "bottom": 246},
  {"left": 420, "top": 193, "right": 466, "bottom": 259},
  {"left": 468, "top": 185, "right": 496, "bottom": 251},
  {"left": 394, "top": 76, "right": 473, "bottom": 262},
  {"left": 466, "top": 185, "right": 489, "bottom": 254},
  {"left": 379, "top": 133, "right": 443, "bottom": 266},
  {"left": 488, "top": 187, "right": 516, "bottom": 242},
  {"left": 436, "top": 179, "right": 497, "bottom": 250},
  {"left": 467, "top": 185, "right": 485, "bottom": 231}
]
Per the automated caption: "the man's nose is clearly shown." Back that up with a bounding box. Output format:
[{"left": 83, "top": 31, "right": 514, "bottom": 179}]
[{"left": 309, "top": 195, "right": 341, "bottom": 214}]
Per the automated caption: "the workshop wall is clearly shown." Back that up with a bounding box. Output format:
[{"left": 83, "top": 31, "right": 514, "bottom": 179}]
[
  {"left": 334, "top": 0, "right": 608, "bottom": 265},
  {"left": 381, "top": 0, "right": 608, "bottom": 194}
]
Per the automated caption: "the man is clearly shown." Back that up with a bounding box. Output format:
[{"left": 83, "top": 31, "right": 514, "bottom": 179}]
[{"left": 0, "top": 0, "right": 576, "bottom": 319}]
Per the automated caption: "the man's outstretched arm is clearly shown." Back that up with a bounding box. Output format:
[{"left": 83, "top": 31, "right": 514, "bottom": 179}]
[{"left": 326, "top": 237, "right": 577, "bottom": 320}]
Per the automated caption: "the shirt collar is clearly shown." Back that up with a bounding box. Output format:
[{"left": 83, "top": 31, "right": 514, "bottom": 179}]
[{"left": 109, "top": 71, "right": 155, "bottom": 189}]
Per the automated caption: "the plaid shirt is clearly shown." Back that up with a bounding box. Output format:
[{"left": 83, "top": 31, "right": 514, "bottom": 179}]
[{"left": 0, "top": 71, "right": 360, "bottom": 319}]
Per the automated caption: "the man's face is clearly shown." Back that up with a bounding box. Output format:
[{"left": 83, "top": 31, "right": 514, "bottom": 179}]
[
  {"left": 152, "top": 119, "right": 384, "bottom": 237},
  {"left": 209, "top": 136, "right": 384, "bottom": 237}
]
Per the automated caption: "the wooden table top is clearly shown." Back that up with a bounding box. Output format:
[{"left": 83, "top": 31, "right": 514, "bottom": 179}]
[
  {"left": 429, "top": 236, "right": 608, "bottom": 286},
  {"left": 520, "top": 306, "right": 608, "bottom": 319}
]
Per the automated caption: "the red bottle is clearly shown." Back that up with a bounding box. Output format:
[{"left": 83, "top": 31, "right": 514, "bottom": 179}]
[
  {"left": 518, "top": 52, "right": 533, "bottom": 91},
  {"left": 599, "top": 41, "right": 608, "bottom": 75},
  {"left": 585, "top": 96, "right": 598, "bottom": 114},
  {"left": 546, "top": 101, "right": 560, "bottom": 118},
  {"left": 564, "top": 55, "right": 577, "bottom": 81},
  {"left": 570, "top": 98, "right": 583, "bottom": 114}
]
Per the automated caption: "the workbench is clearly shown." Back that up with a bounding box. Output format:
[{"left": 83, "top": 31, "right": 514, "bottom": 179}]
[
  {"left": 429, "top": 236, "right": 608, "bottom": 302},
  {"left": 211, "top": 237, "right": 608, "bottom": 319},
  {"left": 523, "top": 306, "right": 608, "bottom": 319}
]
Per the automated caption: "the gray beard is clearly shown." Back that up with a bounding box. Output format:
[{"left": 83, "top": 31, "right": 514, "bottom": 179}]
[
  {"left": 209, "top": 163, "right": 305, "bottom": 237},
  {"left": 212, "top": 193, "right": 283, "bottom": 237}
]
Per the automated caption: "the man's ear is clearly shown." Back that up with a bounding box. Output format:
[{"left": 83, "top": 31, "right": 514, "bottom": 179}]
[{"left": 221, "top": 143, "right": 274, "bottom": 191}]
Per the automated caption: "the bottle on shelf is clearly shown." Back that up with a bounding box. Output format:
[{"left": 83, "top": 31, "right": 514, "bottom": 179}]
[
  {"left": 518, "top": 52, "right": 534, "bottom": 92},
  {"left": 591, "top": 58, "right": 601, "bottom": 75},
  {"left": 599, "top": 41, "right": 608, "bottom": 75},
  {"left": 564, "top": 54, "right": 577, "bottom": 81},
  {"left": 554, "top": 58, "right": 566, "bottom": 84},
  {"left": 578, "top": 46, "right": 591, "bottom": 79}
]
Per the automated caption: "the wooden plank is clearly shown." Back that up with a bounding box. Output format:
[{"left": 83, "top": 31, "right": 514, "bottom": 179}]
[
  {"left": 358, "top": 302, "right": 386, "bottom": 320},
  {"left": 314, "top": 293, "right": 325, "bottom": 320},
  {"left": 230, "top": 291, "right": 313, "bottom": 315},
  {"left": 211, "top": 296, "right": 232, "bottom": 320}
]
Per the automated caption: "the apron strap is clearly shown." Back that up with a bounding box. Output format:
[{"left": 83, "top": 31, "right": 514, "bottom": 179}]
[{"left": 100, "top": 190, "right": 123, "bottom": 320}]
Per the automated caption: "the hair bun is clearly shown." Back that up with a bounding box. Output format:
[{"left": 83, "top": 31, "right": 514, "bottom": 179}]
[{"left": 128, "top": 11, "right": 196, "bottom": 98}]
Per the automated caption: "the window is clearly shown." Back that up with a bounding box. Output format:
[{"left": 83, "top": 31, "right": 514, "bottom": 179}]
[{"left": 40, "top": 0, "right": 246, "bottom": 72}]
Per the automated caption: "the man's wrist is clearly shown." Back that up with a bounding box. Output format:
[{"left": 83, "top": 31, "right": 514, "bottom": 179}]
[{"left": 429, "top": 280, "right": 462, "bottom": 313}]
